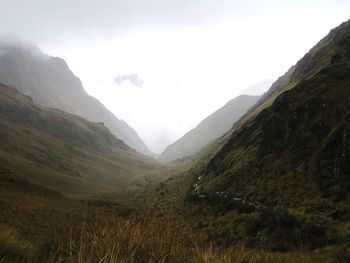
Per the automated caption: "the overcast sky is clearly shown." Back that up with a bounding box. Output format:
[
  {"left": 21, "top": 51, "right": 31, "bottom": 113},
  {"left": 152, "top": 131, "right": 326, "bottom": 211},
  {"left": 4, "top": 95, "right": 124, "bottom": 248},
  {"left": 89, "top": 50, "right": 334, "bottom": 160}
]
[{"left": 1, "top": 0, "right": 349, "bottom": 153}]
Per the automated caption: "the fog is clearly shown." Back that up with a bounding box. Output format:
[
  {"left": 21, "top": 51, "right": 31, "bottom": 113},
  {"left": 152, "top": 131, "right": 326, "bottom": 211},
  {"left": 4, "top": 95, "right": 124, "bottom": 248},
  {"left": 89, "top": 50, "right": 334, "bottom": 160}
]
[{"left": 1, "top": 0, "right": 349, "bottom": 153}]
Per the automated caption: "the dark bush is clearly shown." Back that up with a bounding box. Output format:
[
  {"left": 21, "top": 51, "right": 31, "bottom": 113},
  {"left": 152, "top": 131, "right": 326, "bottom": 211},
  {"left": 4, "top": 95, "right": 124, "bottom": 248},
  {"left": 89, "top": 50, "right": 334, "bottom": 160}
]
[{"left": 242, "top": 206, "right": 336, "bottom": 251}]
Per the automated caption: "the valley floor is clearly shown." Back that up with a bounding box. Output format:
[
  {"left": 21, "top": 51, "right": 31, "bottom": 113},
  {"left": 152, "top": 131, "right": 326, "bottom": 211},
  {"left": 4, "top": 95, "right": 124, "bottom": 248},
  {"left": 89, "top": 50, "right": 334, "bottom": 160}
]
[{"left": 1, "top": 164, "right": 349, "bottom": 263}]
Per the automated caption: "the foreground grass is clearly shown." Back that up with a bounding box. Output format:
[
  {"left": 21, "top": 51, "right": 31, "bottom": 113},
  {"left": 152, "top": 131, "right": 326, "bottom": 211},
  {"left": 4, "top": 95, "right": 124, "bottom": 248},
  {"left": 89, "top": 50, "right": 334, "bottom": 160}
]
[
  {"left": 0, "top": 227, "right": 34, "bottom": 262},
  {"left": 1, "top": 213, "right": 348, "bottom": 263},
  {"left": 0, "top": 171, "right": 348, "bottom": 262}
]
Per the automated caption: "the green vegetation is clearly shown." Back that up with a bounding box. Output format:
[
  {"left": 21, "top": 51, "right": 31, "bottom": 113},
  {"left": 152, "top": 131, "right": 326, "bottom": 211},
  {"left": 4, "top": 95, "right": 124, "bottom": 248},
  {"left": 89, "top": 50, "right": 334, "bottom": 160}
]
[
  {"left": 0, "top": 177, "right": 346, "bottom": 262},
  {"left": 137, "top": 18, "right": 350, "bottom": 260},
  {"left": 0, "top": 84, "right": 156, "bottom": 198}
]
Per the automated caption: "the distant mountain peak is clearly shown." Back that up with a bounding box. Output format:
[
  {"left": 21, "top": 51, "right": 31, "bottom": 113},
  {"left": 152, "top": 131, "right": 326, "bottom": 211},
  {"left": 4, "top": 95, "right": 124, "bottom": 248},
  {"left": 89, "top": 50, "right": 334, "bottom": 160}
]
[
  {"left": 241, "top": 79, "right": 275, "bottom": 96},
  {"left": 0, "top": 36, "right": 43, "bottom": 55},
  {"left": 158, "top": 94, "right": 261, "bottom": 163}
]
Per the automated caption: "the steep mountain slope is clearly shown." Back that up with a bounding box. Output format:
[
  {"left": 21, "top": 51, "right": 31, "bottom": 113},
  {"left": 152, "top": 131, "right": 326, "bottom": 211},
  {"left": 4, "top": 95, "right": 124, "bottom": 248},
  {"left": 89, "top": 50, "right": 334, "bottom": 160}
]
[
  {"left": 0, "top": 83, "right": 156, "bottom": 197},
  {"left": 195, "top": 19, "right": 350, "bottom": 207},
  {"left": 158, "top": 95, "right": 261, "bottom": 163},
  {"left": 0, "top": 39, "right": 152, "bottom": 155}
]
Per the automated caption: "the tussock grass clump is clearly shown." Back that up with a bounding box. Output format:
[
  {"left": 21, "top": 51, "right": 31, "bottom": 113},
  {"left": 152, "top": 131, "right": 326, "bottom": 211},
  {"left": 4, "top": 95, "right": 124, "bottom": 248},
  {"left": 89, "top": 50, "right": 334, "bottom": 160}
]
[
  {"left": 1, "top": 213, "right": 347, "bottom": 263},
  {"left": 192, "top": 245, "right": 313, "bottom": 263},
  {"left": 42, "top": 214, "right": 335, "bottom": 263},
  {"left": 50, "top": 214, "right": 195, "bottom": 263},
  {"left": 0, "top": 227, "right": 34, "bottom": 262}
]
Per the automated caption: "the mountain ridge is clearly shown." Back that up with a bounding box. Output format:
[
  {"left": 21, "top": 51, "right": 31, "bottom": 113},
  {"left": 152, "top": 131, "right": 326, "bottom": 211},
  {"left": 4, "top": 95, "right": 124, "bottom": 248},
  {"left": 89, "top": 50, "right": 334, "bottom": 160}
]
[{"left": 0, "top": 39, "right": 152, "bottom": 155}]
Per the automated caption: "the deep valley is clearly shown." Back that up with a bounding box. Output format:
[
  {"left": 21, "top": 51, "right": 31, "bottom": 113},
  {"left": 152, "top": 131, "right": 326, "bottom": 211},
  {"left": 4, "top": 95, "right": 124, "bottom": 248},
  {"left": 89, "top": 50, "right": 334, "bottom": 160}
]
[{"left": 0, "top": 13, "right": 350, "bottom": 263}]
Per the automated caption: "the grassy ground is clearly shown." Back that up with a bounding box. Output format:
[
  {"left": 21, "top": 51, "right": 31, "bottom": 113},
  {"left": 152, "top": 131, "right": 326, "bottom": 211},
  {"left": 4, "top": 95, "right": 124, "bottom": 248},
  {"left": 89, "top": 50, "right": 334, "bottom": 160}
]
[
  {"left": 0, "top": 149, "right": 349, "bottom": 262},
  {"left": 1, "top": 198, "right": 348, "bottom": 262}
]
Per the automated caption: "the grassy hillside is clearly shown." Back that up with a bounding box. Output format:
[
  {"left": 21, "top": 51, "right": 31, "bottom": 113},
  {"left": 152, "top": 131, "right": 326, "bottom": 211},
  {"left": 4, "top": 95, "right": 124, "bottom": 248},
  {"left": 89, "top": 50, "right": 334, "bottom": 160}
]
[
  {"left": 1, "top": 83, "right": 344, "bottom": 262},
  {"left": 0, "top": 83, "right": 156, "bottom": 198},
  {"left": 198, "top": 19, "right": 350, "bottom": 206}
]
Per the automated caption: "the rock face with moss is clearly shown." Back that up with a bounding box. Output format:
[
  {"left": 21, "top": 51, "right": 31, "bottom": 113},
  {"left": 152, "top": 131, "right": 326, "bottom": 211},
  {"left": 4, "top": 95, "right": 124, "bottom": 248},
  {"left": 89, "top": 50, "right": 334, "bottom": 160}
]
[
  {"left": 159, "top": 95, "right": 261, "bottom": 163},
  {"left": 0, "top": 39, "right": 152, "bottom": 155},
  {"left": 197, "top": 19, "right": 350, "bottom": 207}
]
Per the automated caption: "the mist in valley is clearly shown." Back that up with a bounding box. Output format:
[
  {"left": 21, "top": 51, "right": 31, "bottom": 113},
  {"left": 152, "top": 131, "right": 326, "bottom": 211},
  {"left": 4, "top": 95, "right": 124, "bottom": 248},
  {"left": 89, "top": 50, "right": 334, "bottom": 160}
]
[{"left": 0, "top": 1, "right": 350, "bottom": 262}]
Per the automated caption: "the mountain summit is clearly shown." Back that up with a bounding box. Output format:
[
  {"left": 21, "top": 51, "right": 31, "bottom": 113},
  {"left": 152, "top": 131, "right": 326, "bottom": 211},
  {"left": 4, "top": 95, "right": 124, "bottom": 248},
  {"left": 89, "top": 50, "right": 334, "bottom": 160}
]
[{"left": 0, "top": 38, "right": 152, "bottom": 155}]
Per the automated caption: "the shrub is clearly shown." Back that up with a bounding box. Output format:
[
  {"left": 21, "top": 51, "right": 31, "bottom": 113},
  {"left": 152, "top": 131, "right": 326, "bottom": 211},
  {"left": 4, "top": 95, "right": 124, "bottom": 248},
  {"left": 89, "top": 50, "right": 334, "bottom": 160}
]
[{"left": 242, "top": 206, "right": 337, "bottom": 251}]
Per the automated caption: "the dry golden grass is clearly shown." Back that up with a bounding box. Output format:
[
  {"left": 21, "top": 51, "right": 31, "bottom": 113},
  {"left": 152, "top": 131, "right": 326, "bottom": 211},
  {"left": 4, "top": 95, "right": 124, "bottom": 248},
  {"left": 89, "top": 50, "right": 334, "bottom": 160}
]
[
  {"left": 192, "top": 245, "right": 310, "bottom": 263},
  {"left": 1, "top": 194, "right": 347, "bottom": 263},
  {"left": 48, "top": 214, "right": 194, "bottom": 263},
  {"left": 24, "top": 214, "right": 331, "bottom": 263},
  {"left": 0, "top": 226, "right": 35, "bottom": 262}
]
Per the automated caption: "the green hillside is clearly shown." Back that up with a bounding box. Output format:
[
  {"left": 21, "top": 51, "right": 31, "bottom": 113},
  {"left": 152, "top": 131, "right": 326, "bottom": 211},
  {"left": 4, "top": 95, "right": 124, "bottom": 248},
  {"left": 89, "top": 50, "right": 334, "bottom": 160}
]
[
  {"left": 145, "top": 19, "right": 350, "bottom": 254},
  {"left": 0, "top": 83, "right": 156, "bottom": 198},
  {"left": 196, "top": 19, "right": 350, "bottom": 206}
]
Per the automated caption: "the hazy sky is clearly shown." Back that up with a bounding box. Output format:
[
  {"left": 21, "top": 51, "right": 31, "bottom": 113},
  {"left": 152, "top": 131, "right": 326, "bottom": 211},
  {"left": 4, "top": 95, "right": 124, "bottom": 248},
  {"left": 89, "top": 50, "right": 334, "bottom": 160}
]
[{"left": 1, "top": 0, "right": 349, "bottom": 153}]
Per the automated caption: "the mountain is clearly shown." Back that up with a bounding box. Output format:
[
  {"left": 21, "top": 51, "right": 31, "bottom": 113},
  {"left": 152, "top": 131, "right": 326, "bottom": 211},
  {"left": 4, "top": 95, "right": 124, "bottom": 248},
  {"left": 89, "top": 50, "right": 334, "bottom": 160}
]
[
  {"left": 0, "top": 83, "right": 156, "bottom": 197},
  {"left": 158, "top": 95, "right": 261, "bottom": 163},
  {"left": 241, "top": 79, "right": 274, "bottom": 96},
  {"left": 0, "top": 38, "right": 152, "bottom": 155},
  {"left": 192, "top": 19, "right": 350, "bottom": 207}
]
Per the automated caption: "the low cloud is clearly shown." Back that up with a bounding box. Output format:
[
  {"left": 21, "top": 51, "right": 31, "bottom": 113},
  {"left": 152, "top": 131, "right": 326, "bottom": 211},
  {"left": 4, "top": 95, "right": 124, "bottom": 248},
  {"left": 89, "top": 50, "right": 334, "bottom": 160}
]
[{"left": 115, "top": 74, "right": 144, "bottom": 88}]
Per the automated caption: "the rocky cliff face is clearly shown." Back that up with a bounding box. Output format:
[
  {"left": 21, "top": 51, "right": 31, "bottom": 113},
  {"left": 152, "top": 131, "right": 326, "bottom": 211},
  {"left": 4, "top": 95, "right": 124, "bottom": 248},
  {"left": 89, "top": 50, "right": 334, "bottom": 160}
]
[{"left": 0, "top": 39, "right": 152, "bottom": 155}]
